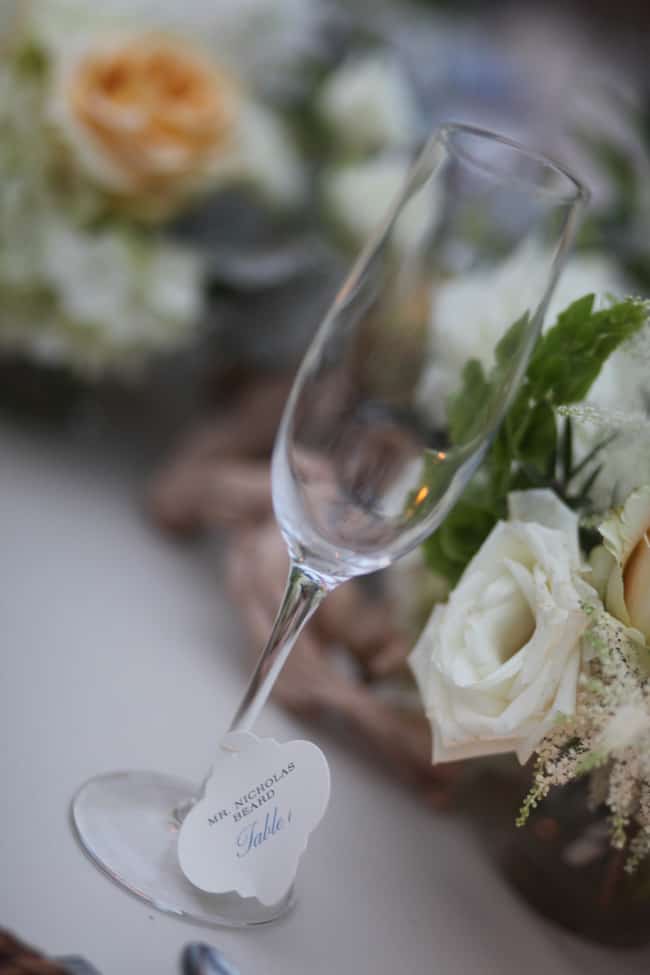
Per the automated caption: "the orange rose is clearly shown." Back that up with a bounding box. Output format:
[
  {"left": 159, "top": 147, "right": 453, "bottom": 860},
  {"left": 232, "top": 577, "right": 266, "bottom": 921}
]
[{"left": 51, "top": 33, "right": 240, "bottom": 216}]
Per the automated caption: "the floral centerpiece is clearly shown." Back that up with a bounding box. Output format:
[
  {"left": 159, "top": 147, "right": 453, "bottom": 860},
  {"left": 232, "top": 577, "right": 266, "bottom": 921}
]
[
  {"left": 0, "top": 0, "right": 320, "bottom": 380},
  {"left": 0, "top": 0, "right": 429, "bottom": 386},
  {"left": 406, "top": 288, "right": 650, "bottom": 942}
]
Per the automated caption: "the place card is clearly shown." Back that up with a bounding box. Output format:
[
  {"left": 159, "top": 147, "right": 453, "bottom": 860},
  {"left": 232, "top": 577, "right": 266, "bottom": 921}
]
[{"left": 177, "top": 732, "right": 330, "bottom": 904}]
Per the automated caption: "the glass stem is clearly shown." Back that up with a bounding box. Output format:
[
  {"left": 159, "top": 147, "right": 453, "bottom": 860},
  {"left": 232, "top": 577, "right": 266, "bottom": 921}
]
[
  {"left": 173, "top": 563, "right": 330, "bottom": 825},
  {"left": 228, "top": 562, "right": 330, "bottom": 734}
]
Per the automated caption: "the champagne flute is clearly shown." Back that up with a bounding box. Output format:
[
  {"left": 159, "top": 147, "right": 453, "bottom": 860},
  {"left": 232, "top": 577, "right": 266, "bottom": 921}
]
[{"left": 72, "top": 123, "right": 588, "bottom": 926}]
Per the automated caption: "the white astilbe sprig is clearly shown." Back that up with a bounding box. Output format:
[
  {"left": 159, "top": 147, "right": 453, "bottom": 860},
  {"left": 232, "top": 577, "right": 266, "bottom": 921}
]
[
  {"left": 519, "top": 605, "right": 650, "bottom": 870},
  {"left": 557, "top": 305, "right": 650, "bottom": 441},
  {"left": 557, "top": 403, "right": 650, "bottom": 438}
]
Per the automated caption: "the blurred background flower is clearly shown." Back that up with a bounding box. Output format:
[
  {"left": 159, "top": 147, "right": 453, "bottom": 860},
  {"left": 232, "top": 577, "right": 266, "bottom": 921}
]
[
  {"left": 0, "top": 0, "right": 324, "bottom": 380},
  {"left": 1, "top": 0, "right": 649, "bottom": 392},
  {"left": 317, "top": 53, "right": 417, "bottom": 155}
]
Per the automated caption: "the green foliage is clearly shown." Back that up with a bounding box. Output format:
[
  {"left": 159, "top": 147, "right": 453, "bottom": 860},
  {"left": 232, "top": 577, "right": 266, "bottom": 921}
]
[
  {"left": 422, "top": 482, "right": 504, "bottom": 586},
  {"left": 422, "top": 295, "right": 649, "bottom": 584},
  {"left": 15, "top": 43, "right": 48, "bottom": 78},
  {"left": 525, "top": 295, "right": 648, "bottom": 405},
  {"left": 447, "top": 312, "right": 529, "bottom": 447},
  {"left": 447, "top": 359, "right": 490, "bottom": 444}
]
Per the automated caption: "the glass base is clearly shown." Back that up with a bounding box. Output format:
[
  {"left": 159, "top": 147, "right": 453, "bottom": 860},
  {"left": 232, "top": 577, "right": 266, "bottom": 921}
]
[{"left": 71, "top": 770, "right": 295, "bottom": 927}]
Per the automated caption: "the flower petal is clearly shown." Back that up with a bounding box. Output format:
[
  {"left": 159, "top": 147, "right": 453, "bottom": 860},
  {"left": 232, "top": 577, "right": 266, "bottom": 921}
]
[{"left": 508, "top": 489, "right": 581, "bottom": 565}]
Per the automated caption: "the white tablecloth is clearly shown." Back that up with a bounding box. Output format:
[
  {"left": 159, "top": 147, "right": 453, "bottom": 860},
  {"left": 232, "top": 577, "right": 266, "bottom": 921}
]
[{"left": 2, "top": 420, "right": 649, "bottom": 975}]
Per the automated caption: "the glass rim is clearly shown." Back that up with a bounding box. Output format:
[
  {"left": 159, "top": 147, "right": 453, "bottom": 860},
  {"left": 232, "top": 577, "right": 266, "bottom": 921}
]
[{"left": 437, "top": 122, "right": 590, "bottom": 206}]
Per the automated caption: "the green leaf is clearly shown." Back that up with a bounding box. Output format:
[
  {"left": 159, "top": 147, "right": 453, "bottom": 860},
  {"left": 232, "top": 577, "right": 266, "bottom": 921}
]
[
  {"left": 422, "top": 483, "right": 502, "bottom": 585},
  {"left": 494, "top": 312, "right": 530, "bottom": 367},
  {"left": 526, "top": 295, "right": 594, "bottom": 396},
  {"left": 448, "top": 313, "right": 531, "bottom": 450},
  {"left": 509, "top": 465, "right": 548, "bottom": 492},
  {"left": 447, "top": 359, "right": 491, "bottom": 444},
  {"left": 423, "top": 508, "right": 496, "bottom": 586},
  {"left": 508, "top": 399, "right": 557, "bottom": 471},
  {"left": 438, "top": 502, "right": 496, "bottom": 565},
  {"left": 528, "top": 296, "right": 647, "bottom": 405},
  {"left": 488, "top": 428, "right": 512, "bottom": 498},
  {"left": 422, "top": 529, "right": 465, "bottom": 586}
]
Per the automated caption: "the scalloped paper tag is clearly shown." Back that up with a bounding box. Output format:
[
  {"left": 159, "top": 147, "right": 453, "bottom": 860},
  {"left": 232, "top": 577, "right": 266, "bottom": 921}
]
[{"left": 177, "top": 732, "right": 330, "bottom": 905}]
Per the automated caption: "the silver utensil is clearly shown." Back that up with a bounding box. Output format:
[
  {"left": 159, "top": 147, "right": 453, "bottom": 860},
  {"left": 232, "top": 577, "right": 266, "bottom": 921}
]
[{"left": 181, "top": 943, "right": 241, "bottom": 975}]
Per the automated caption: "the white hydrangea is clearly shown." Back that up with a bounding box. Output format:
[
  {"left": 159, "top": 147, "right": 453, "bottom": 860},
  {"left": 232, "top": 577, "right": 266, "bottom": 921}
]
[
  {"left": 0, "top": 217, "right": 202, "bottom": 375},
  {"left": 46, "top": 222, "right": 200, "bottom": 340},
  {"left": 317, "top": 53, "right": 418, "bottom": 154}
]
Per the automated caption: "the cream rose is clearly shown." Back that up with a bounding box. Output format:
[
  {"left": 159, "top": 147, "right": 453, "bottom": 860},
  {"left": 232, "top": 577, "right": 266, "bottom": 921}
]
[
  {"left": 48, "top": 32, "right": 240, "bottom": 216},
  {"left": 409, "top": 490, "right": 596, "bottom": 764},
  {"left": 591, "top": 485, "right": 650, "bottom": 643}
]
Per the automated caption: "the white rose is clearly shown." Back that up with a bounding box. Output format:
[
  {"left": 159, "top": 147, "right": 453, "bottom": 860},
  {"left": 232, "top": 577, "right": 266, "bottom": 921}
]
[
  {"left": 590, "top": 485, "right": 650, "bottom": 643},
  {"left": 409, "top": 490, "right": 596, "bottom": 764},
  {"left": 318, "top": 53, "right": 417, "bottom": 154},
  {"left": 323, "top": 154, "right": 438, "bottom": 252}
]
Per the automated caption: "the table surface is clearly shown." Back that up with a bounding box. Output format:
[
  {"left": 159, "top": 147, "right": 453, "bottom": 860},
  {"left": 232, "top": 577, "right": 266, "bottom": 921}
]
[{"left": 2, "top": 419, "right": 650, "bottom": 975}]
